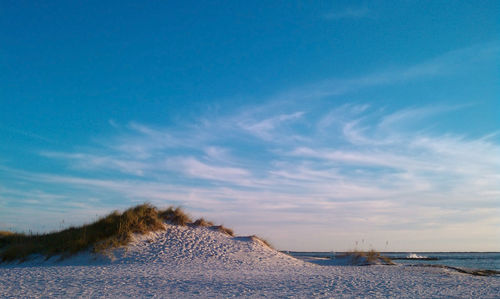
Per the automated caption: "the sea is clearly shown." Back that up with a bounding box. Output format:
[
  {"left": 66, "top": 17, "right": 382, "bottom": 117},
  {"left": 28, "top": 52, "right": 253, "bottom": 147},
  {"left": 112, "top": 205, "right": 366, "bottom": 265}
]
[{"left": 286, "top": 252, "right": 500, "bottom": 271}]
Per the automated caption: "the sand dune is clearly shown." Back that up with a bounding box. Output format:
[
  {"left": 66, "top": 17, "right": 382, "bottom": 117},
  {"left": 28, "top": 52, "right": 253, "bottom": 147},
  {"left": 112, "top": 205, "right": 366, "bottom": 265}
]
[{"left": 1, "top": 224, "right": 498, "bottom": 298}]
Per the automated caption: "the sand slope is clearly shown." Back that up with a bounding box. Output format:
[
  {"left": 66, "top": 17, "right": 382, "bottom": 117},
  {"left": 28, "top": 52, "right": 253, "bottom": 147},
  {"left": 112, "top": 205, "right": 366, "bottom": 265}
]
[{"left": 1, "top": 224, "right": 498, "bottom": 298}]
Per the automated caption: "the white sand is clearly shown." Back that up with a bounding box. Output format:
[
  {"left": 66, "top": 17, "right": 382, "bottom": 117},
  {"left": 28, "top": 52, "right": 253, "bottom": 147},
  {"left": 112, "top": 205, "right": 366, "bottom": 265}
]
[{"left": 1, "top": 224, "right": 498, "bottom": 298}]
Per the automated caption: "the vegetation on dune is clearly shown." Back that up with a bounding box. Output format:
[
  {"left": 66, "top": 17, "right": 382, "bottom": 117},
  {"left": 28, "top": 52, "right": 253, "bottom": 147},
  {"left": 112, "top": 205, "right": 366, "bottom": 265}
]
[
  {"left": 0, "top": 203, "right": 239, "bottom": 263},
  {"left": 0, "top": 231, "right": 15, "bottom": 238},
  {"left": 193, "top": 218, "right": 214, "bottom": 227},
  {"left": 0, "top": 204, "right": 164, "bottom": 262},
  {"left": 213, "top": 225, "right": 235, "bottom": 236},
  {"left": 343, "top": 249, "right": 394, "bottom": 265},
  {"left": 159, "top": 207, "right": 193, "bottom": 226},
  {"left": 250, "top": 235, "right": 273, "bottom": 249}
]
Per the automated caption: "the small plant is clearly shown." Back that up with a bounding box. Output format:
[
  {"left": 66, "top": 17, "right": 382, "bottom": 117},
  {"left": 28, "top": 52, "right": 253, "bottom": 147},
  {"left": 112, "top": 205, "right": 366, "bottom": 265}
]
[
  {"left": 250, "top": 235, "right": 273, "bottom": 249},
  {"left": 0, "top": 231, "right": 15, "bottom": 238},
  {"left": 159, "top": 207, "right": 192, "bottom": 226},
  {"left": 212, "top": 225, "right": 234, "bottom": 236},
  {"left": 193, "top": 218, "right": 214, "bottom": 227},
  {"left": 342, "top": 249, "right": 394, "bottom": 265}
]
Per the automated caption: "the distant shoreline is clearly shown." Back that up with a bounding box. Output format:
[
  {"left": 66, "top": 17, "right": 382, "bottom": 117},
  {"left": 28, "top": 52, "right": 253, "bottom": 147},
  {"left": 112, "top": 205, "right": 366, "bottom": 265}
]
[
  {"left": 285, "top": 251, "right": 500, "bottom": 275},
  {"left": 285, "top": 251, "right": 500, "bottom": 253}
]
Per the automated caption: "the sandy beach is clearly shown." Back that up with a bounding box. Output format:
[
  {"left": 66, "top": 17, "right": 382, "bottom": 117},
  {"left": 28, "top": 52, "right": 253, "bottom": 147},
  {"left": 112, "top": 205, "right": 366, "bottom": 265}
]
[{"left": 1, "top": 225, "right": 498, "bottom": 298}]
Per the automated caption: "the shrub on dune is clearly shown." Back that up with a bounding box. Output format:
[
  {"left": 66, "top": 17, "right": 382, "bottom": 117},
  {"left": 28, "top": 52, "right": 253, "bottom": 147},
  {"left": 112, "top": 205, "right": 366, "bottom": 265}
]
[
  {"left": 159, "top": 207, "right": 192, "bottom": 226},
  {"left": 343, "top": 249, "right": 394, "bottom": 265},
  {"left": 193, "top": 218, "right": 214, "bottom": 227},
  {"left": 250, "top": 235, "right": 273, "bottom": 249},
  {"left": 213, "top": 225, "right": 234, "bottom": 236},
  {"left": 0, "top": 231, "right": 15, "bottom": 238}
]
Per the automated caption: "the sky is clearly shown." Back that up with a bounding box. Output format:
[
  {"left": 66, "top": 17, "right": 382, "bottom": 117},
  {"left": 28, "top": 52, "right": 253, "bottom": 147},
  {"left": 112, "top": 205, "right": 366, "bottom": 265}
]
[{"left": 1, "top": 1, "right": 499, "bottom": 251}]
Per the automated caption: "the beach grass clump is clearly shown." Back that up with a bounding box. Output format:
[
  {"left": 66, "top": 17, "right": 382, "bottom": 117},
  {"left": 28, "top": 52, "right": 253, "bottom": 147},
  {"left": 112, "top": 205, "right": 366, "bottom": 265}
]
[
  {"left": 159, "top": 207, "right": 193, "bottom": 226},
  {"left": 192, "top": 218, "right": 214, "bottom": 227},
  {"left": 212, "top": 225, "right": 234, "bottom": 236},
  {"left": 344, "top": 249, "right": 394, "bottom": 265},
  {"left": 0, "top": 203, "right": 165, "bottom": 262},
  {"left": 250, "top": 235, "right": 273, "bottom": 249},
  {"left": 0, "top": 231, "right": 15, "bottom": 238},
  {"left": 94, "top": 203, "right": 166, "bottom": 252}
]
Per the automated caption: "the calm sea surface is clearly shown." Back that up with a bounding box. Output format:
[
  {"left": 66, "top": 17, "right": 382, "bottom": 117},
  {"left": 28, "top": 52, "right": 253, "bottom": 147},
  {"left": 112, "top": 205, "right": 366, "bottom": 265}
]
[{"left": 286, "top": 252, "right": 500, "bottom": 271}]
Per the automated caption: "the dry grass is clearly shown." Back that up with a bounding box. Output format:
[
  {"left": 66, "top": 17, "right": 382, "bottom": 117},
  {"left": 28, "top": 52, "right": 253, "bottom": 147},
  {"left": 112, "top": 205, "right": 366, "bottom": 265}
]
[
  {"left": 0, "top": 204, "right": 241, "bottom": 263},
  {"left": 192, "top": 218, "right": 214, "bottom": 227},
  {"left": 343, "top": 249, "right": 394, "bottom": 265},
  {"left": 159, "top": 207, "right": 193, "bottom": 226},
  {"left": 212, "top": 225, "right": 234, "bottom": 236},
  {"left": 0, "top": 204, "right": 166, "bottom": 262},
  {"left": 250, "top": 235, "right": 273, "bottom": 249},
  {"left": 0, "top": 231, "right": 15, "bottom": 238}
]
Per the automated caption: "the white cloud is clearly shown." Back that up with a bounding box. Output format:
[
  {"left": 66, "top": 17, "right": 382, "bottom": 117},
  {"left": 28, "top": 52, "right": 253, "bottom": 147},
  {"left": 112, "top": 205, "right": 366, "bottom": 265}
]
[
  {"left": 41, "top": 152, "right": 149, "bottom": 176},
  {"left": 165, "top": 157, "right": 252, "bottom": 185},
  {"left": 238, "top": 111, "right": 305, "bottom": 140},
  {"left": 269, "top": 42, "right": 500, "bottom": 105},
  {"left": 324, "top": 7, "right": 370, "bottom": 20},
  {"left": 203, "top": 146, "right": 230, "bottom": 161}
]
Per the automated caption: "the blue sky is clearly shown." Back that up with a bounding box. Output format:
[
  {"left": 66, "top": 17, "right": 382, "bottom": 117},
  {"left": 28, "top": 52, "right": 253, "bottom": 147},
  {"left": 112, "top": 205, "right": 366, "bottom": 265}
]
[{"left": 1, "top": 1, "right": 499, "bottom": 251}]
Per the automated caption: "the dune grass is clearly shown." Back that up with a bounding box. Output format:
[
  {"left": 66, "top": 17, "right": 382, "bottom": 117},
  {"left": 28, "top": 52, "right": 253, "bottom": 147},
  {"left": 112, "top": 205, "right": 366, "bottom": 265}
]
[
  {"left": 192, "top": 218, "right": 214, "bottom": 227},
  {"left": 343, "top": 249, "right": 394, "bottom": 265},
  {"left": 250, "top": 235, "right": 273, "bottom": 249},
  {"left": 0, "top": 231, "right": 15, "bottom": 238},
  {"left": 0, "top": 203, "right": 240, "bottom": 263},
  {"left": 0, "top": 204, "right": 166, "bottom": 262},
  {"left": 159, "top": 207, "right": 193, "bottom": 226},
  {"left": 213, "top": 225, "right": 235, "bottom": 236}
]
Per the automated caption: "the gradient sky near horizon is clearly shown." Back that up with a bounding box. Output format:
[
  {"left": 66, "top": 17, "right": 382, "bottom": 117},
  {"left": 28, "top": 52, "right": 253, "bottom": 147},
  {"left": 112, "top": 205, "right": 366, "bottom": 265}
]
[{"left": 1, "top": 1, "right": 499, "bottom": 251}]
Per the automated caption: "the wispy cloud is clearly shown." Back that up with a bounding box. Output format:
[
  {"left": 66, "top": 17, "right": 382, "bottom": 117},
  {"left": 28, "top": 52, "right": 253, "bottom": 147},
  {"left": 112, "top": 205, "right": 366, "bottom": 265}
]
[
  {"left": 238, "top": 111, "right": 305, "bottom": 140},
  {"left": 270, "top": 42, "right": 500, "bottom": 104},
  {"left": 324, "top": 6, "right": 370, "bottom": 20},
  {"left": 0, "top": 124, "right": 57, "bottom": 144},
  {"left": 165, "top": 157, "right": 253, "bottom": 186},
  {"left": 40, "top": 152, "right": 149, "bottom": 176}
]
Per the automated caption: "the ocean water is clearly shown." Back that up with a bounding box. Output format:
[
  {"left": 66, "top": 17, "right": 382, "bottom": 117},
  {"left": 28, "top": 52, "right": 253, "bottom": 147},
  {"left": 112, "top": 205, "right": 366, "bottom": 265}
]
[{"left": 286, "top": 252, "right": 500, "bottom": 271}]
